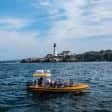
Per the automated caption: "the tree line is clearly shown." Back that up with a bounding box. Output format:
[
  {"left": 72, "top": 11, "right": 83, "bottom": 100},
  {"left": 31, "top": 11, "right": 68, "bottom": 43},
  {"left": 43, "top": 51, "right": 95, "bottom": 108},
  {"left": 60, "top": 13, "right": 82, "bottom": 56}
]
[{"left": 75, "top": 50, "right": 112, "bottom": 61}]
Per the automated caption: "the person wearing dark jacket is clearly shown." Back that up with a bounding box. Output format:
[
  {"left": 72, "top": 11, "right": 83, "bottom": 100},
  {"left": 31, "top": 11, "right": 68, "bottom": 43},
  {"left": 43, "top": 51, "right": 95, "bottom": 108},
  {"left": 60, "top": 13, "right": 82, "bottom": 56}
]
[{"left": 38, "top": 77, "right": 43, "bottom": 86}]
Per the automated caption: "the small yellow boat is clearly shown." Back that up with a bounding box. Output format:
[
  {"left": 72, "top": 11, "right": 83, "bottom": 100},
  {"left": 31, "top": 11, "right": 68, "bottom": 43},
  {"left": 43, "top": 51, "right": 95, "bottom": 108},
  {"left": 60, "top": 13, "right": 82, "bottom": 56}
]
[{"left": 27, "top": 70, "right": 89, "bottom": 93}]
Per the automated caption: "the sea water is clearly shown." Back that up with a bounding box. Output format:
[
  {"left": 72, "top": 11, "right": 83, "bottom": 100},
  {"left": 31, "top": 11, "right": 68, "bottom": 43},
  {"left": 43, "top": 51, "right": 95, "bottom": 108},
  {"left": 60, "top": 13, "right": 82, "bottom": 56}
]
[{"left": 0, "top": 62, "right": 112, "bottom": 112}]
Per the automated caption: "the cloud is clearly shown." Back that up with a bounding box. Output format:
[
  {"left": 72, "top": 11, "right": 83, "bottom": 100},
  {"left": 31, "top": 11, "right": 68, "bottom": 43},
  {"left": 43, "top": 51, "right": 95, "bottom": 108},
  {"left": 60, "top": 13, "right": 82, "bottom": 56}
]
[
  {"left": 32, "top": 0, "right": 112, "bottom": 41},
  {"left": 0, "top": 17, "right": 41, "bottom": 60},
  {"left": 0, "top": 17, "right": 31, "bottom": 31},
  {"left": 91, "top": 0, "right": 112, "bottom": 20},
  {"left": 0, "top": 30, "right": 47, "bottom": 60},
  {"left": 0, "top": 0, "right": 112, "bottom": 60},
  {"left": 30, "top": 0, "right": 112, "bottom": 54},
  {"left": 39, "top": 1, "right": 50, "bottom": 6}
]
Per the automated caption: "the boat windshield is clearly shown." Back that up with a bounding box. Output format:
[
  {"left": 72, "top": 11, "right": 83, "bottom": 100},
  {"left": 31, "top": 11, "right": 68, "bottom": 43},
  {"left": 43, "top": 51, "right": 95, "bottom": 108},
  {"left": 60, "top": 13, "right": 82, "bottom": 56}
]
[{"left": 35, "top": 69, "right": 51, "bottom": 74}]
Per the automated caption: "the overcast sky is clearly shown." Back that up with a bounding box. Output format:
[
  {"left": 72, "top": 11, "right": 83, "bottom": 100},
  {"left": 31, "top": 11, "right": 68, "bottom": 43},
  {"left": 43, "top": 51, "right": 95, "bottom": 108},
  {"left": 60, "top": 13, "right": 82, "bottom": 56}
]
[{"left": 0, "top": 0, "right": 112, "bottom": 60}]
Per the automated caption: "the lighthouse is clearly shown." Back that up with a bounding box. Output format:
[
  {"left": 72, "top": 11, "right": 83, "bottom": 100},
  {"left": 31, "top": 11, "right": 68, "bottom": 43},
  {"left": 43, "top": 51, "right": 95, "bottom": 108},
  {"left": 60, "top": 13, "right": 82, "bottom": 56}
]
[{"left": 53, "top": 43, "right": 57, "bottom": 56}]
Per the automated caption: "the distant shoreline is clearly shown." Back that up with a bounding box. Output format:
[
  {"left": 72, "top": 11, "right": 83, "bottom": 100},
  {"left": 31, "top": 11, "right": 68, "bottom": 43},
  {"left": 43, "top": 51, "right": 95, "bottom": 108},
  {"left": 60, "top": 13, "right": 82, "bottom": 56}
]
[{"left": 21, "top": 49, "right": 112, "bottom": 63}]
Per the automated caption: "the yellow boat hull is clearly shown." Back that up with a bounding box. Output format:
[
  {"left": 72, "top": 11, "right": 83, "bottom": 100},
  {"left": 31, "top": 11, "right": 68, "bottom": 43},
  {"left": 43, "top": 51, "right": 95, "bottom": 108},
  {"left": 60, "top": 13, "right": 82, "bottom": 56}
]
[{"left": 27, "top": 84, "right": 89, "bottom": 93}]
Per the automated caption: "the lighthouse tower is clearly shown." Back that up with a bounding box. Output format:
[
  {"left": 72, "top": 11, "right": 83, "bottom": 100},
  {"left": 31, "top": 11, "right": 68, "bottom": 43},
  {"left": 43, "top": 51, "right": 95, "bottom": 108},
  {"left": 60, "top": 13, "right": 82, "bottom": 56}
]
[{"left": 53, "top": 43, "right": 57, "bottom": 56}]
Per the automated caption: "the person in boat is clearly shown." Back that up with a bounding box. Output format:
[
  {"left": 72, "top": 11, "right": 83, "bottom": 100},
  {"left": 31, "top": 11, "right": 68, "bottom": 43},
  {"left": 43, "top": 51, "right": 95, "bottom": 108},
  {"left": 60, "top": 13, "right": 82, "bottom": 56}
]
[
  {"left": 57, "top": 79, "right": 64, "bottom": 88},
  {"left": 38, "top": 77, "right": 43, "bottom": 86},
  {"left": 51, "top": 80, "right": 55, "bottom": 87},
  {"left": 46, "top": 78, "right": 51, "bottom": 87},
  {"left": 46, "top": 78, "right": 56, "bottom": 88}
]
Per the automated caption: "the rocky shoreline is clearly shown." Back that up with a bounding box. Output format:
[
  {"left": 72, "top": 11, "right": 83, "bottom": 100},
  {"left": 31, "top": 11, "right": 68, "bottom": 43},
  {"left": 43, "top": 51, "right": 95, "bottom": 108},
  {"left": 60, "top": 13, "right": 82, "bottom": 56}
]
[
  {"left": 21, "top": 50, "right": 112, "bottom": 63},
  {"left": 21, "top": 55, "right": 78, "bottom": 63}
]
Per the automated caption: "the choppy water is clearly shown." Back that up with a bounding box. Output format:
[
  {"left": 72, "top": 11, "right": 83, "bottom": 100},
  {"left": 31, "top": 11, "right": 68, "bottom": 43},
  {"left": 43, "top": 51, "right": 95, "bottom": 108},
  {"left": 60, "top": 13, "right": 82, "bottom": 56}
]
[{"left": 0, "top": 62, "right": 112, "bottom": 112}]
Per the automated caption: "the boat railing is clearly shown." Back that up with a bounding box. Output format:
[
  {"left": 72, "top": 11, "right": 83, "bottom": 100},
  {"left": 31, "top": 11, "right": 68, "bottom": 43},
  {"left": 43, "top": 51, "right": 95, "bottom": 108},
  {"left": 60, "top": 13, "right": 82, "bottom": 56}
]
[{"left": 30, "top": 79, "right": 74, "bottom": 88}]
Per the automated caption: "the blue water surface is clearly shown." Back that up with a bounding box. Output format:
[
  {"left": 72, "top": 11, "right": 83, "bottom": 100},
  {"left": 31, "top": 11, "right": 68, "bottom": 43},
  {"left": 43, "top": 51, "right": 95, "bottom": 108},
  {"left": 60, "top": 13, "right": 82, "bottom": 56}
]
[{"left": 0, "top": 62, "right": 112, "bottom": 112}]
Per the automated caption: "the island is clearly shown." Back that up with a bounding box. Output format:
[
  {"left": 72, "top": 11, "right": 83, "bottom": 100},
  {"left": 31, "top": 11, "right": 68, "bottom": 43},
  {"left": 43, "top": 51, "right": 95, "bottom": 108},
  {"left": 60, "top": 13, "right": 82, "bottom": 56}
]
[{"left": 21, "top": 43, "right": 112, "bottom": 63}]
